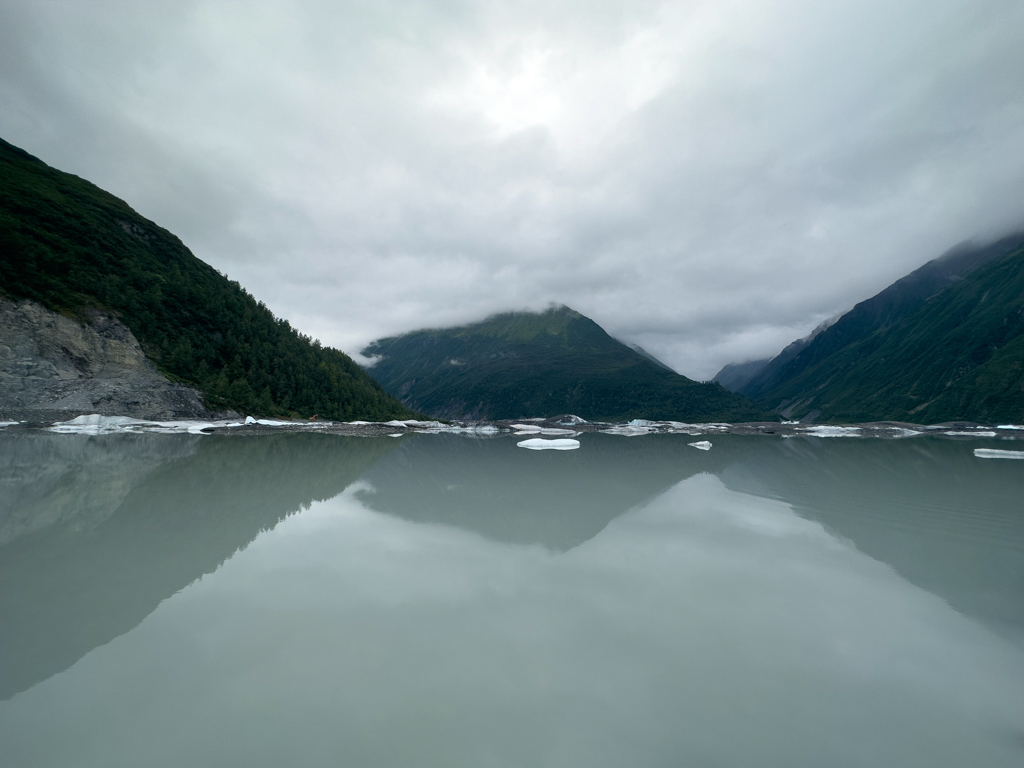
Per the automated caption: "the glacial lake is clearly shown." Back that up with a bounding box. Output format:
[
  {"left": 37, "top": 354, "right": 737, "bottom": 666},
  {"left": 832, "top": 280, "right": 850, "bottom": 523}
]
[{"left": 1, "top": 430, "right": 1022, "bottom": 767}]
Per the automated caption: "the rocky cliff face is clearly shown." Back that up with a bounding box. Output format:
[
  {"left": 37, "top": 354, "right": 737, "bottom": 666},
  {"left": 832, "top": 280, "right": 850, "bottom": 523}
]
[{"left": 0, "top": 299, "right": 212, "bottom": 422}]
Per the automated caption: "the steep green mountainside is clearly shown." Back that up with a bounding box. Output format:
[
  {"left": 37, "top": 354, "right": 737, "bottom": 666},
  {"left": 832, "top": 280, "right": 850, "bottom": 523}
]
[
  {"left": 0, "top": 137, "right": 414, "bottom": 421},
  {"left": 362, "top": 307, "right": 768, "bottom": 422},
  {"left": 739, "top": 235, "right": 1024, "bottom": 423},
  {"left": 714, "top": 316, "right": 837, "bottom": 394}
]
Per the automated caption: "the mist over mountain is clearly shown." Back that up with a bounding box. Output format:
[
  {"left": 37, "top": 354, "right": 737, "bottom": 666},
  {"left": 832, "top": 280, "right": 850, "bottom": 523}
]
[
  {"left": 362, "top": 307, "right": 767, "bottom": 423},
  {"left": 727, "top": 233, "right": 1024, "bottom": 423}
]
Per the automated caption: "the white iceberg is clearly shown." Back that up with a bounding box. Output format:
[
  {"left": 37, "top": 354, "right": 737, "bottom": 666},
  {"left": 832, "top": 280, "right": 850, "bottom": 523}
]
[
  {"left": 974, "top": 448, "right": 1024, "bottom": 460},
  {"left": 945, "top": 431, "right": 997, "bottom": 437},
  {"left": 49, "top": 414, "right": 222, "bottom": 435},
  {"left": 516, "top": 438, "right": 580, "bottom": 451},
  {"left": 688, "top": 441, "right": 712, "bottom": 451},
  {"left": 996, "top": 424, "right": 1024, "bottom": 430}
]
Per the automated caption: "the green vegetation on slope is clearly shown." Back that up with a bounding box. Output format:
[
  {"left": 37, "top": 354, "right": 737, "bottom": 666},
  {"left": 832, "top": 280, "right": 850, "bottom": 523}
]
[
  {"left": 363, "top": 306, "right": 768, "bottom": 422},
  {"left": 0, "top": 138, "right": 415, "bottom": 420},
  {"left": 741, "top": 238, "right": 1024, "bottom": 423}
]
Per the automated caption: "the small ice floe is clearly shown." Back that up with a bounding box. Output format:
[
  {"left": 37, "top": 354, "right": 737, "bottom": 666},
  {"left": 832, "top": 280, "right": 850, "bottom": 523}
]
[
  {"left": 799, "top": 426, "right": 862, "bottom": 437},
  {"left": 688, "top": 440, "right": 712, "bottom": 451},
  {"left": 431, "top": 424, "right": 499, "bottom": 435},
  {"left": 996, "top": 424, "right": 1024, "bottom": 430},
  {"left": 348, "top": 420, "right": 371, "bottom": 425},
  {"left": 49, "top": 414, "right": 221, "bottom": 435},
  {"left": 516, "top": 438, "right": 580, "bottom": 451},
  {"left": 604, "top": 419, "right": 657, "bottom": 436},
  {"left": 604, "top": 424, "right": 654, "bottom": 436},
  {"left": 663, "top": 422, "right": 705, "bottom": 435},
  {"left": 509, "top": 423, "right": 576, "bottom": 436},
  {"left": 974, "top": 448, "right": 1024, "bottom": 460},
  {"left": 387, "top": 433, "right": 404, "bottom": 437},
  {"left": 0, "top": 421, "right": 18, "bottom": 428},
  {"left": 244, "top": 415, "right": 257, "bottom": 424},
  {"left": 945, "top": 431, "right": 997, "bottom": 437}
]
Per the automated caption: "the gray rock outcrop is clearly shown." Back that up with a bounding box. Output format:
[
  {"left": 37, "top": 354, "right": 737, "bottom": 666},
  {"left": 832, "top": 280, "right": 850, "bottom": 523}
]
[{"left": 0, "top": 298, "right": 212, "bottom": 421}]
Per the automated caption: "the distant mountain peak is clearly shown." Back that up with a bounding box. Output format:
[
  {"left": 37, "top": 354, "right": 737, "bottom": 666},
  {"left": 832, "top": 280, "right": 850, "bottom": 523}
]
[{"left": 362, "top": 307, "right": 767, "bottom": 422}]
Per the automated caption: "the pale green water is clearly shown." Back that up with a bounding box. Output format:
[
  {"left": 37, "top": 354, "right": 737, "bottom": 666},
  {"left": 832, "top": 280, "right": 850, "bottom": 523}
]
[{"left": 0, "top": 431, "right": 1022, "bottom": 766}]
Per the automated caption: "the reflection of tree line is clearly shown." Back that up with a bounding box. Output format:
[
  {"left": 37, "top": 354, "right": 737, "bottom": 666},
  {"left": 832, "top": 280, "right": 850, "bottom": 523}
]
[
  {"left": 719, "top": 436, "right": 1024, "bottom": 643},
  {"left": 2, "top": 431, "right": 1021, "bottom": 700},
  {"left": 0, "top": 433, "right": 398, "bottom": 700}
]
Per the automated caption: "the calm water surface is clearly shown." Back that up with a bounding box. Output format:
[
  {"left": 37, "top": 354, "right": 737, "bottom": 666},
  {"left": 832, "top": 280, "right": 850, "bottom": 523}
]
[{"left": 1, "top": 431, "right": 1022, "bottom": 767}]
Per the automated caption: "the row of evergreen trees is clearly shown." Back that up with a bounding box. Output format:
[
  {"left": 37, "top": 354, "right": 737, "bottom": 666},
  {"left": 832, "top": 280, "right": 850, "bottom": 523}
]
[{"left": 0, "top": 137, "right": 415, "bottom": 421}]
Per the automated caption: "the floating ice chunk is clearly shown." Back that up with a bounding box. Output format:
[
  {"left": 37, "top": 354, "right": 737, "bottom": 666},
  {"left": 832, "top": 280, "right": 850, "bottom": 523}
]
[
  {"left": 244, "top": 415, "right": 257, "bottom": 424},
  {"left": 996, "top": 424, "right": 1024, "bottom": 430},
  {"left": 50, "top": 414, "right": 147, "bottom": 434},
  {"left": 348, "top": 420, "right": 371, "bottom": 425},
  {"left": 517, "top": 438, "right": 580, "bottom": 451},
  {"left": 387, "top": 433, "right": 404, "bottom": 437},
  {"left": 603, "top": 425, "right": 655, "bottom": 436},
  {"left": 255, "top": 419, "right": 295, "bottom": 427},
  {"left": 688, "top": 440, "right": 712, "bottom": 450},
  {"left": 49, "top": 414, "right": 234, "bottom": 435},
  {"left": 0, "top": 421, "right": 18, "bottom": 428},
  {"left": 974, "top": 448, "right": 1024, "bottom": 459},
  {"left": 438, "top": 424, "right": 501, "bottom": 434},
  {"left": 509, "top": 423, "right": 542, "bottom": 432},
  {"left": 799, "top": 426, "right": 861, "bottom": 437},
  {"left": 945, "top": 431, "right": 997, "bottom": 437}
]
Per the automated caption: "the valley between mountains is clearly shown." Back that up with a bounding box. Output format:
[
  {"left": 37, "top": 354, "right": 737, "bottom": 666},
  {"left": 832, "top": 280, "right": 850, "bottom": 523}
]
[{"left": 2, "top": 135, "right": 1022, "bottom": 427}]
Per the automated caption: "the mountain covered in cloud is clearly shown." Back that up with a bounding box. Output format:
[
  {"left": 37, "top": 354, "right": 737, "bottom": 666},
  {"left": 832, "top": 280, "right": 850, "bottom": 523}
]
[
  {"left": 0, "top": 137, "right": 415, "bottom": 422},
  {"left": 725, "top": 233, "right": 1024, "bottom": 423},
  {"left": 362, "top": 307, "right": 768, "bottom": 423}
]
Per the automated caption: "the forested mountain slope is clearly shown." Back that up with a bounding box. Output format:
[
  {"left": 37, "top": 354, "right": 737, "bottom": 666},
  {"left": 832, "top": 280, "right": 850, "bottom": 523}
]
[
  {"left": 0, "top": 137, "right": 414, "bottom": 421},
  {"left": 738, "top": 235, "right": 1024, "bottom": 423},
  {"left": 362, "top": 306, "right": 768, "bottom": 422}
]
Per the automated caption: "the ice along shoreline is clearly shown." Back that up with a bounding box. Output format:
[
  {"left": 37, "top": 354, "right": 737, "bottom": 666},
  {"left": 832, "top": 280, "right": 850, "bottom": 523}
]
[{"left": 0, "top": 412, "right": 1022, "bottom": 442}]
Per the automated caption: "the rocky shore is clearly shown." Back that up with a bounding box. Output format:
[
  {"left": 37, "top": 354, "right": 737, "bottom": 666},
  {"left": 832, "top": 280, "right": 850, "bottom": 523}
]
[{"left": 0, "top": 299, "right": 227, "bottom": 423}]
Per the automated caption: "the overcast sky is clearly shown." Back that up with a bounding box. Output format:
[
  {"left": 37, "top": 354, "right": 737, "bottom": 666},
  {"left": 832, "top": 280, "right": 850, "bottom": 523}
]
[{"left": 2, "top": 0, "right": 1023, "bottom": 378}]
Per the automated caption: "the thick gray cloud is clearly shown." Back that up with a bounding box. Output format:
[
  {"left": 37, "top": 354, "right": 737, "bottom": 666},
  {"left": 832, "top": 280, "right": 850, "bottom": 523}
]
[{"left": 3, "top": 0, "right": 1023, "bottom": 378}]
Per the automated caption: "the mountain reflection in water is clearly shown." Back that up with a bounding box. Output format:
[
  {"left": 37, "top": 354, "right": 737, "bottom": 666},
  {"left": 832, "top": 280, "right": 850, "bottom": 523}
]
[
  {"left": 0, "top": 433, "right": 398, "bottom": 699},
  {"left": 1, "top": 429, "right": 1022, "bottom": 708}
]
